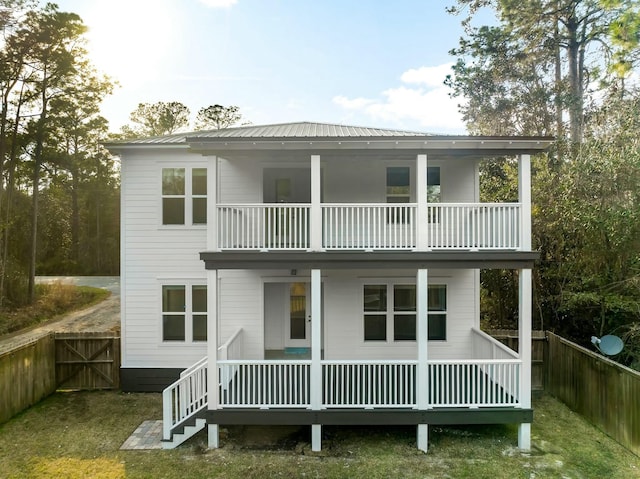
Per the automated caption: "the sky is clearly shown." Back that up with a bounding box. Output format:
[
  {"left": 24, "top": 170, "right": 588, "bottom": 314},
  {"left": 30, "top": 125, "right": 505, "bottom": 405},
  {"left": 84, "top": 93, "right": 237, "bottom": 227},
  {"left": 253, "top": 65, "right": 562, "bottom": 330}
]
[{"left": 53, "top": 0, "right": 494, "bottom": 134}]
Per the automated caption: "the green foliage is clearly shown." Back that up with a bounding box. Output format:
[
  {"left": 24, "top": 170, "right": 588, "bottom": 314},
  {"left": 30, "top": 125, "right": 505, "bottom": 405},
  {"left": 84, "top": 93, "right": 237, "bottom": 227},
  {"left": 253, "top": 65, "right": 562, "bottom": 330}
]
[
  {"left": 448, "top": 0, "right": 640, "bottom": 142},
  {"left": 0, "top": 2, "right": 119, "bottom": 304},
  {"left": 195, "top": 104, "right": 243, "bottom": 130},
  {"left": 449, "top": 1, "right": 640, "bottom": 368},
  {"left": 122, "top": 101, "right": 190, "bottom": 138}
]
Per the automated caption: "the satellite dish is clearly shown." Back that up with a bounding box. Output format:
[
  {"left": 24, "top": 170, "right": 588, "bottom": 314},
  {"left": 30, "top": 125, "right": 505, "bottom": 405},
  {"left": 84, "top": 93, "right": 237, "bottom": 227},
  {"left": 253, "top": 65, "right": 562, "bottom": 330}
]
[{"left": 591, "top": 335, "right": 624, "bottom": 356}]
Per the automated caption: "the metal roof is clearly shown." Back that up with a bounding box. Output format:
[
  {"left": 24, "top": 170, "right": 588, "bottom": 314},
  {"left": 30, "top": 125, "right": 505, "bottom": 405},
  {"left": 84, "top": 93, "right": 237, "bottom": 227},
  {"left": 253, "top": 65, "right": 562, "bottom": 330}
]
[
  {"left": 107, "top": 122, "right": 435, "bottom": 146},
  {"left": 190, "top": 122, "right": 431, "bottom": 139},
  {"left": 105, "top": 121, "right": 554, "bottom": 157}
]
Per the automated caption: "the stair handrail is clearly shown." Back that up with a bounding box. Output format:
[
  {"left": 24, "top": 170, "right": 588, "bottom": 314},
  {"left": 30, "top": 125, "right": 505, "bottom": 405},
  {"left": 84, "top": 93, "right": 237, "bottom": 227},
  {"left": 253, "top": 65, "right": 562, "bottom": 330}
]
[
  {"left": 180, "top": 356, "right": 207, "bottom": 378},
  {"left": 162, "top": 359, "right": 208, "bottom": 441},
  {"left": 218, "top": 327, "right": 243, "bottom": 360}
]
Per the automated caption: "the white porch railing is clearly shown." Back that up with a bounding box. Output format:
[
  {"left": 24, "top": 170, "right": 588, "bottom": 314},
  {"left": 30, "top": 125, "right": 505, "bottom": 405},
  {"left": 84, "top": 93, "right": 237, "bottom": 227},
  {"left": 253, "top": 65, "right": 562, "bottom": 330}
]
[
  {"left": 162, "top": 358, "right": 208, "bottom": 441},
  {"left": 217, "top": 204, "right": 310, "bottom": 250},
  {"left": 216, "top": 203, "right": 521, "bottom": 250},
  {"left": 218, "top": 328, "right": 243, "bottom": 361},
  {"left": 427, "top": 203, "right": 521, "bottom": 250},
  {"left": 218, "top": 328, "right": 243, "bottom": 391},
  {"left": 322, "top": 360, "right": 417, "bottom": 408},
  {"left": 471, "top": 327, "right": 519, "bottom": 360},
  {"left": 322, "top": 204, "right": 416, "bottom": 249},
  {"left": 215, "top": 358, "right": 521, "bottom": 409},
  {"left": 219, "top": 360, "right": 311, "bottom": 408},
  {"left": 428, "top": 360, "right": 520, "bottom": 407}
]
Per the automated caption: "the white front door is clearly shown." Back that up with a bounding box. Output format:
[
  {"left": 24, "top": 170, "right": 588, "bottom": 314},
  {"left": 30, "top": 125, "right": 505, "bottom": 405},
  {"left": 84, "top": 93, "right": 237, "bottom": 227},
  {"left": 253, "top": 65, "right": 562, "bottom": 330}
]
[{"left": 284, "top": 282, "right": 310, "bottom": 348}]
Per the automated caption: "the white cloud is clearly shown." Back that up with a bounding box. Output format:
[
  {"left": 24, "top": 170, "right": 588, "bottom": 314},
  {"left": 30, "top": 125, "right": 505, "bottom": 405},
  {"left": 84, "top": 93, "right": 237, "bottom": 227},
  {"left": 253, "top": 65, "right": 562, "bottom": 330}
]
[
  {"left": 198, "top": 0, "right": 238, "bottom": 8},
  {"left": 400, "top": 63, "right": 454, "bottom": 88},
  {"left": 332, "top": 63, "right": 466, "bottom": 133}
]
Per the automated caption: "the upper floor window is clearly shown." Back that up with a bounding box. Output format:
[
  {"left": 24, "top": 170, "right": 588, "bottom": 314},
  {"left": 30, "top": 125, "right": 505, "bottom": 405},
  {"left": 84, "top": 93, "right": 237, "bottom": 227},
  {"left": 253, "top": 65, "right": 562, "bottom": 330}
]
[
  {"left": 162, "top": 167, "right": 207, "bottom": 225},
  {"left": 385, "top": 166, "right": 441, "bottom": 203},
  {"left": 386, "top": 167, "right": 410, "bottom": 203}
]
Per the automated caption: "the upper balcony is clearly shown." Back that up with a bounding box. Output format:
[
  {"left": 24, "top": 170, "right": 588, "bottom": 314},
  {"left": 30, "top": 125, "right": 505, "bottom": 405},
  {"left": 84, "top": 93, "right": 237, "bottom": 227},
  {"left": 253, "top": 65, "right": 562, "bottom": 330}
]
[{"left": 217, "top": 202, "right": 522, "bottom": 251}]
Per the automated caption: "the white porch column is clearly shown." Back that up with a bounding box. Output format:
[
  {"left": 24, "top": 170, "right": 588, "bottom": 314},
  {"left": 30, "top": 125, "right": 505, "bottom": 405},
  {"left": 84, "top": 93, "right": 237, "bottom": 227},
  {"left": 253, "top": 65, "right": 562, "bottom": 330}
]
[
  {"left": 207, "top": 155, "right": 219, "bottom": 251},
  {"left": 207, "top": 269, "right": 219, "bottom": 448},
  {"left": 416, "top": 154, "right": 428, "bottom": 251},
  {"left": 518, "top": 268, "right": 532, "bottom": 451},
  {"left": 518, "top": 154, "right": 531, "bottom": 251},
  {"left": 310, "top": 268, "right": 322, "bottom": 451},
  {"left": 310, "top": 155, "right": 322, "bottom": 251},
  {"left": 416, "top": 268, "right": 429, "bottom": 452}
]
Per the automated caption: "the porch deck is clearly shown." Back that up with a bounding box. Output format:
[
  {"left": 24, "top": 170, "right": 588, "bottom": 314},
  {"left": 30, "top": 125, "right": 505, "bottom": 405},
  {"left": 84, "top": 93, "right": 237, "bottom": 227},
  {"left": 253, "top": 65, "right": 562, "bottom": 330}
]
[{"left": 163, "top": 328, "right": 526, "bottom": 443}]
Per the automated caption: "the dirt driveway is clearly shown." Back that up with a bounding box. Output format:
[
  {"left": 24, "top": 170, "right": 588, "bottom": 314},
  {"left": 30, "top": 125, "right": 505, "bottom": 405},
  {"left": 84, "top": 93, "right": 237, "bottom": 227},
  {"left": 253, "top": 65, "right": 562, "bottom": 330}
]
[{"left": 0, "top": 276, "right": 120, "bottom": 354}]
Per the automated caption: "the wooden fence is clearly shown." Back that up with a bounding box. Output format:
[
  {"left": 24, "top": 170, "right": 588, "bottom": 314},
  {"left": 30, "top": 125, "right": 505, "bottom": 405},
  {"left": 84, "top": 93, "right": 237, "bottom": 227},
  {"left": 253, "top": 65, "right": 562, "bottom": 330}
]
[
  {"left": 0, "top": 332, "right": 120, "bottom": 424},
  {"left": 546, "top": 332, "right": 640, "bottom": 456},
  {"left": 486, "top": 329, "right": 546, "bottom": 393},
  {"left": 0, "top": 333, "right": 56, "bottom": 424}
]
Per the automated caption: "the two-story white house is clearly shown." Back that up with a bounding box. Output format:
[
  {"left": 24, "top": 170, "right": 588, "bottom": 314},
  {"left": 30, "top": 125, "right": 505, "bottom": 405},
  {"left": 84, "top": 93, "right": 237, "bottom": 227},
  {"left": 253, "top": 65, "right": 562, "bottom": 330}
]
[{"left": 107, "top": 122, "right": 552, "bottom": 453}]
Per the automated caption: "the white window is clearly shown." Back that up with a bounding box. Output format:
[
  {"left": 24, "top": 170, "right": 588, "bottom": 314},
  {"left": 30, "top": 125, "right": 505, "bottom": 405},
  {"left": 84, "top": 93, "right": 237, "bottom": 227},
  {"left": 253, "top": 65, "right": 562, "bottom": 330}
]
[
  {"left": 363, "top": 283, "right": 446, "bottom": 342},
  {"left": 162, "top": 284, "right": 207, "bottom": 342},
  {"left": 162, "top": 167, "right": 207, "bottom": 225},
  {"left": 386, "top": 167, "right": 411, "bottom": 204}
]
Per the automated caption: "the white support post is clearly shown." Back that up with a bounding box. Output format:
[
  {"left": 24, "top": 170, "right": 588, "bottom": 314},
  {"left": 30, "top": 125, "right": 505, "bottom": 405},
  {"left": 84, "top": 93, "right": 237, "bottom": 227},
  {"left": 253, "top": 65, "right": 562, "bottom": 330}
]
[
  {"left": 310, "top": 269, "right": 322, "bottom": 451},
  {"left": 518, "top": 154, "right": 531, "bottom": 251},
  {"left": 207, "top": 155, "right": 219, "bottom": 251},
  {"left": 417, "top": 424, "right": 429, "bottom": 452},
  {"left": 311, "top": 424, "right": 322, "bottom": 452},
  {"left": 518, "top": 268, "right": 532, "bottom": 451},
  {"left": 310, "top": 155, "right": 322, "bottom": 251},
  {"left": 207, "top": 269, "right": 219, "bottom": 449},
  {"left": 416, "top": 269, "right": 429, "bottom": 452},
  {"left": 208, "top": 424, "right": 219, "bottom": 449},
  {"left": 310, "top": 269, "right": 322, "bottom": 410},
  {"left": 416, "top": 154, "right": 428, "bottom": 251},
  {"left": 416, "top": 269, "right": 429, "bottom": 408}
]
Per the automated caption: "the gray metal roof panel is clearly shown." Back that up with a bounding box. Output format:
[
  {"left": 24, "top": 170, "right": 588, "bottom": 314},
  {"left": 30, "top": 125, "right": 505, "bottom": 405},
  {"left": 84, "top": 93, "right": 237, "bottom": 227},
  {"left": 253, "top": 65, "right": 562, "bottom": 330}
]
[{"left": 106, "top": 122, "right": 434, "bottom": 147}]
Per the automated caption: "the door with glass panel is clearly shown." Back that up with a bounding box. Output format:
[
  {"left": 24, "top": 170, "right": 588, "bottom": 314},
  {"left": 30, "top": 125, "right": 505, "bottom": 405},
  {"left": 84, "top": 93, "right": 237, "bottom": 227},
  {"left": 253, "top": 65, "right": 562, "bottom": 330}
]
[
  {"left": 284, "top": 282, "right": 310, "bottom": 348},
  {"left": 262, "top": 168, "right": 311, "bottom": 248}
]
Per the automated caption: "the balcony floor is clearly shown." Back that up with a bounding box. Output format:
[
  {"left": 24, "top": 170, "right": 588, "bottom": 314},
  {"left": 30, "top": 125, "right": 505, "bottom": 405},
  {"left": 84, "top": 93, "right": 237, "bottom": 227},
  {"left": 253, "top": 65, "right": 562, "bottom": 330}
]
[{"left": 265, "top": 348, "right": 312, "bottom": 360}]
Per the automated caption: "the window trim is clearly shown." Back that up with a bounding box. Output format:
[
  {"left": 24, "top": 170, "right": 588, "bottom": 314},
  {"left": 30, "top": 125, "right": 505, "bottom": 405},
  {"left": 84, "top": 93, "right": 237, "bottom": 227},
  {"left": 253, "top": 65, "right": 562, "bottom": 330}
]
[
  {"left": 159, "top": 165, "right": 208, "bottom": 229},
  {"left": 362, "top": 281, "right": 447, "bottom": 343},
  {"left": 159, "top": 280, "right": 208, "bottom": 344}
]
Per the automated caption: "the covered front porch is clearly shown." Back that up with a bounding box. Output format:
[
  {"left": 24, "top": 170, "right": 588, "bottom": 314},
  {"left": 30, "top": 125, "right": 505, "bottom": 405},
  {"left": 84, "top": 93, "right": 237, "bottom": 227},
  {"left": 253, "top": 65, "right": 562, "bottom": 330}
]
[
  {"left": 162, "top": 324, "right": 530, "bottom": 450},
  {"left": 163, "top": 263, "right": 534, "bottom": 452},
  {"left": 217, "top": 328, "right": 522, "bottom": 410}
]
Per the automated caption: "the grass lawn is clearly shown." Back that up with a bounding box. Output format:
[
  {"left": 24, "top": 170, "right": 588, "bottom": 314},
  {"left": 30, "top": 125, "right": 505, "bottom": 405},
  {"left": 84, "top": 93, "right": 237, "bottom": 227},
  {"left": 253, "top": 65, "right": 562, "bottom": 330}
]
[{"left": 0, "top": 392, "right": 638, "bottom": 479}]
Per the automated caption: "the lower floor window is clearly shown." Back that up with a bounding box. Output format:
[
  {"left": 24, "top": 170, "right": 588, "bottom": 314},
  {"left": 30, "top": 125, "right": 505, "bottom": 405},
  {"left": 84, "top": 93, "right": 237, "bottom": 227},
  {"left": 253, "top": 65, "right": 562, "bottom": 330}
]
[
  {"left": 363, "top": 283, "right": 447, "bottom": 342},
  {"left": 162, "top": 284, "right": 207, "bottom": 342}
]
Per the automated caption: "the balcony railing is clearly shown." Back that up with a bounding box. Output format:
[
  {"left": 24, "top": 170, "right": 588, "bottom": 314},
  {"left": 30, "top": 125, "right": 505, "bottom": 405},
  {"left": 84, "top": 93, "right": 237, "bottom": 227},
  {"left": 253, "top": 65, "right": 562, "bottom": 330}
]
[{"left": 217, "top": 203, "right": 522, "bottom": 251}]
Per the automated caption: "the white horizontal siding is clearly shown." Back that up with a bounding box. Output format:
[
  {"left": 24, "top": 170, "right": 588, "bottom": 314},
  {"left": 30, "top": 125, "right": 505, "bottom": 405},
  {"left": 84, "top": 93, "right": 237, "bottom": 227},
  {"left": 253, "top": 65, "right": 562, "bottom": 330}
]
[
  {"left": 218, "top": 270, "right": 263, "bottom": 359},
  {"left": 219, "top": 158, "right": 261, "bottom": 203},
  {"left": 121, "top": 149, "right": 209, "bottom": 369},
  {"left": 121, "top": 148, "right": 483, "bottom": 370}
]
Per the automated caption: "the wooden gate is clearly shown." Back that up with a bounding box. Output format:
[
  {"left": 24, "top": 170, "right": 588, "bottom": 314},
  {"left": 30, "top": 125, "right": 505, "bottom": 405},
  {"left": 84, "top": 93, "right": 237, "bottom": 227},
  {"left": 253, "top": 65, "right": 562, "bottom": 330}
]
[{"left": 55, "top": 332, "right": 120, "bottom": 390}]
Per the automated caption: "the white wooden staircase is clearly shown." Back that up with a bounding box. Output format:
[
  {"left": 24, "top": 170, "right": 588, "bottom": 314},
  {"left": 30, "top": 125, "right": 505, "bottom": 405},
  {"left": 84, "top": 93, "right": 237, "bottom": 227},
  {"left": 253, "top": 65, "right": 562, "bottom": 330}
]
[{"left": 162, "top": 357, "right": 208, "bottom": 449}]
